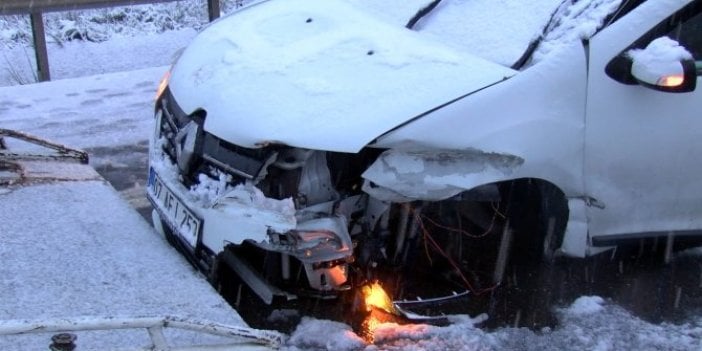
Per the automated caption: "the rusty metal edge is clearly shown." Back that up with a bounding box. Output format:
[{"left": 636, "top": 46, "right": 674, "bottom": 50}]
[{"left": 0, "top": 128, "right": 89, "bottom": 164}]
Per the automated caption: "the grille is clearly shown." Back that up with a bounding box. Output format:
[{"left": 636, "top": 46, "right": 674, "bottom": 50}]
[{"left": 156, "top": 87, "right": 277, "bottom": 186}]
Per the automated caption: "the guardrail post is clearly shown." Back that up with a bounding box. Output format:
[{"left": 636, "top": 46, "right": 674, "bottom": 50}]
[
  {"left": 29, "top": 11, "right": 51, "bottom": 82},
  {"left": 207, "top": 0, "right": 220, "bottom": 21}
]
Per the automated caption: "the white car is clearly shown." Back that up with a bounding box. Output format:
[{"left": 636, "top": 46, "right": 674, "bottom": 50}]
[{"left": 147, "top": 0, "right": 702, "bottom": 311}]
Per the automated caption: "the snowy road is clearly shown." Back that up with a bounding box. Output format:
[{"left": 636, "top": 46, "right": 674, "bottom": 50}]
[{"left": 0, "top": 65, "right": 161, "bottom": 214}]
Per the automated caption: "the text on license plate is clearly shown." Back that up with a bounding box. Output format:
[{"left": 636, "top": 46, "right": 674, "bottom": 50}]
[{"left": 148, "top": 169, "right": 201, "bottom": 248}]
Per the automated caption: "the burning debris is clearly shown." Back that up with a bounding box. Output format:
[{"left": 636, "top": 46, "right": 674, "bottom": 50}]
[
  {"left": 354, "top": 281, "right": 406, "bottom": 342},
  {"left": 362, "top": 282, "right": 396, "bottom": 314}
]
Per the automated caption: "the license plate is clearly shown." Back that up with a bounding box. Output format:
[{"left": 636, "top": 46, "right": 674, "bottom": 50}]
[{"left": 148, "top": 168, "right": 201, "bottom": 248}]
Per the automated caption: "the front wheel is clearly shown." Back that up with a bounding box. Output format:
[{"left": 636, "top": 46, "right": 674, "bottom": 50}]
[{"left": 489, "top": 179, "right": 569, "bottom": 328}]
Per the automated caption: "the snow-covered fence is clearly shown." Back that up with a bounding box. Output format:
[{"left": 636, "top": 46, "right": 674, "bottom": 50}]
[{"left": 0, "top": 0, "right": 222, "bottom": 82}]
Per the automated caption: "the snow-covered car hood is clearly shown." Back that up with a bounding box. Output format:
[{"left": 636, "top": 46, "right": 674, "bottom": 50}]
[{"left": 169, "top": 0, "right": 516, "bottom": 153}]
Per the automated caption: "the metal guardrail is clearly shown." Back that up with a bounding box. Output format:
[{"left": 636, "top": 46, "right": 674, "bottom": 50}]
[
  {"left": 0, "top": 315, "right": 285, "bottom": 350},
  {"left": 0, "top": 0, "right": 222, "bottom": 82},
  {"left": 0, "top": 128, "right": 89, "bottom": 164},
  {"left": 0, "top": 0, "right": 185, "bottom": 15}
]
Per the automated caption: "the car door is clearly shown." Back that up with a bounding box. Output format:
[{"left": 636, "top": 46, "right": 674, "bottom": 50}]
[{"left": 584, "top": 0, "right": 702, "bottom": 244}]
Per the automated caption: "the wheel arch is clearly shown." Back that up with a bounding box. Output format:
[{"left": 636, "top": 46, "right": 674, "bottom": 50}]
[
  {"left": 361, "top": 146, "right": 586, "bottom": 257},
  {"left": 495, "top": 177, "right": 570, "bottom": 261}
]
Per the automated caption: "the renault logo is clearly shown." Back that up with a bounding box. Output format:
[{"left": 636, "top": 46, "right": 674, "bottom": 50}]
[{"left": 174, "top": 121, "right": 200, "bottom": 174}]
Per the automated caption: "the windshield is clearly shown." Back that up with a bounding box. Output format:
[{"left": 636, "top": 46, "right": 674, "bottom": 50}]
[
  {"left": 347, "top": 0, "right": 563, "bottom": 66},
  {"left": 347, "top": 0, "right": 628, "bottom": 68}
]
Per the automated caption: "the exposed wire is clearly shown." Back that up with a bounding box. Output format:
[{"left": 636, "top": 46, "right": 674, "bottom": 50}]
[
  {"left": 491, "top": 201, "right": 507, "bottom": 219},
  {"left": 414, "top": 212, "right": 499, "bottom": 296},
  {"left": 422, "top": 224, "right": 434, "bottom": 266},
  {"left": 418, "top": 202, "right": 503, "bottom": 239}
]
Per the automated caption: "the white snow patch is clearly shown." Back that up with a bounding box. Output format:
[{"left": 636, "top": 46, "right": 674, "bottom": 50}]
[
  {"left": 222, "top": 183, "right": 296, "bottom": 218},
  {"left": 350, "top": 0, "right": 563, "bottom": 66},
  {"left": 372, "top": 322, "right": 433, "bottom": 342},
  {"left": 628, "top": 36, "right": 693, "bottom": 65},
  {"left": 533, "top": 0, "right": 623, "bottom": 63},
  {"left": 369, "top": 320, "right": 495, "bottom": 350},
  {"left": 292, "top": 77, "right": 339, "bottom": 95},
  {"left": 189, "top": 172, "right": 233, "bottom": 206},
  {"left": 286, "top": 317, "right": 366, "bottom": 351},
  {"left": 566, "top": 296, "right": 606, "bottom": 315}
]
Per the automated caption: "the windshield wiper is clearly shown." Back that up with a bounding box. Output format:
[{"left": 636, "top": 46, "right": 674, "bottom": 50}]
[
  {"left": 512, "top": 0, "right": 637, "bottom": 70},
  {"left": 406, "top": 0, "right": 443, "bottom": 30}
]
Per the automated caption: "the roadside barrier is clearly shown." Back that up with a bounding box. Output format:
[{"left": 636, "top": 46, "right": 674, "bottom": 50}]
[{"left": 0, "top": 0, "right": 222, "bottom": 82}]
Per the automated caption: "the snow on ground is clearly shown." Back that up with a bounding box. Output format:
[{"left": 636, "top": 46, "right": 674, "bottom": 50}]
[
  {"left": 0, "top": 66, "right": 164, "bottom": 149},
  {"left": 1, "top": 1, "right": 702, "bottom": 350},
  {"left": 286, "top": 297, "right": 702, "bottom": 351},
  {"left": 0, "top": 28, "right": 195, "bottom": 86},
  {"left": 497, "top": 296, "right": 702, "bottom": 351},
  {"left": 0, "top": 178, "right": 252, "bottom": 349},
  {"left": 0, "top": 0, "right": 239, "bottom": 86}
]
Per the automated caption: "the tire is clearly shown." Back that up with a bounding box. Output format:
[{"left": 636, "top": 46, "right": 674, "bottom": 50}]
[
  {"left": 493, "top": 179, "right": 568, "bottom": 328},
  {"left": 502, "top": 179, "right": 568, "bottom": 267}
]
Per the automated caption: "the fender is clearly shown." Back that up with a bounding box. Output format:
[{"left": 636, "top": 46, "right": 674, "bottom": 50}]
[
  {"left": 368, "top": 40, "right": 596, "bottom": 257},
  {"left": 361, "top": 146, "right": 595, "bottom": 257}
]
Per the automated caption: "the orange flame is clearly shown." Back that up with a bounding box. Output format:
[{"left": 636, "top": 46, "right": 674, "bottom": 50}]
[
  {"left": 359, "top": 282, "right": 406, "bottom": 343},
  {"left": 362, "top": 281, "right": 395, "bottom": 314}
]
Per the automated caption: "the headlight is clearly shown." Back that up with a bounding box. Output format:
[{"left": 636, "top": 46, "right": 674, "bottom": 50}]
[{"left": 155, "top": 70, "right": 171, "bottom": 101}]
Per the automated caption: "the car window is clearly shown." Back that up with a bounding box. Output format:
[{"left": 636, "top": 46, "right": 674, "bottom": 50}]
[{"left": 667, "top": 9, "right": 702, "bottom": 60}]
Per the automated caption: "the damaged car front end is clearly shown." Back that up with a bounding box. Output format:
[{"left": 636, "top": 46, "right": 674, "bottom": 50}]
[
  {"left": 148, "top": 85, "right": 524, "bottom": 315},
  {"left": 148, "top": 82, "right": 532, "bottom": 311},
  {"left": 149, "top": 88, "right": 374, "bottom": 300}
]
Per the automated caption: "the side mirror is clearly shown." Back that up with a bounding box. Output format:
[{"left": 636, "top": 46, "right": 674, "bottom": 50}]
[
  {"left": 631, "top": 57, "right": 685, "bottom": 87},
  {"left": 627, "top": 37, "right": 696, "bottom": 93}
]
